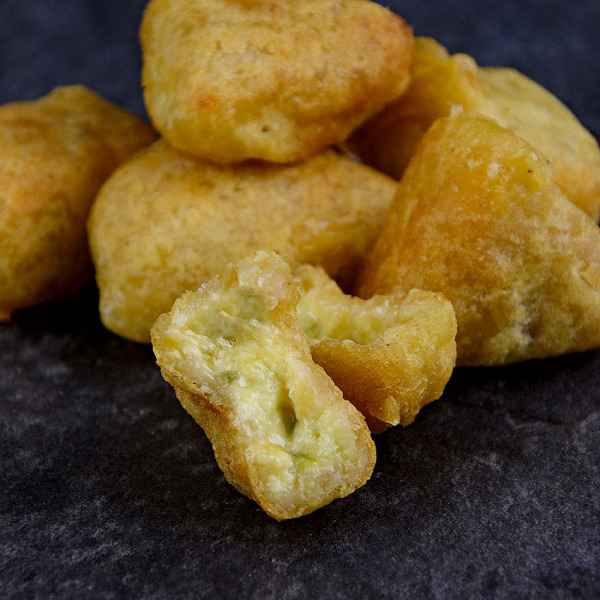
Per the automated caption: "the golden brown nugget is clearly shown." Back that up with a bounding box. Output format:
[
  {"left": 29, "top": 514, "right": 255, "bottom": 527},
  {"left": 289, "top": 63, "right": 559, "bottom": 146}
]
[
  {"left": 0, "top": 85, "right": 156, "bottom": 319},
  {"left": 88, "top": 140, "right": 397, "bottom": 343},
  {"left": 350, "top": 37, "right": 600, "bottom": 220},
  {"left": 357, "top": 112, "right": 600, "bottom": 366},
  {"left": 151, "top": 251, "right": 376, "bottom": 521},
  {"left": 140, "top": 0, "right": 413, "bottom": 163},
  {"left": 295, "top": 265, "right": 457, "bottom": 433}
]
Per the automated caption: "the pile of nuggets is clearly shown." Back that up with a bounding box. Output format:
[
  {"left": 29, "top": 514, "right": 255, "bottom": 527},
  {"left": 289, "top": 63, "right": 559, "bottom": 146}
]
[{"left": 3, "top": 0, "right": 600, "bottom": 521}]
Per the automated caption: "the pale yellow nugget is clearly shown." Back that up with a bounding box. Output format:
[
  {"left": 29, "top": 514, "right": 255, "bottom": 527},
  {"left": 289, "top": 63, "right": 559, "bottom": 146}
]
[
  {"left": 0, "top": 85, "right": 156, "bottom": 319},
  {"left": 351, "top": 37, "right": 600, "bottom": 220},
  {"left": 296, "top": 264, "right": 457, "bottom": 433},
  {"left": 140, "top": 0, "right": 413, "bottom": 163},
  {"left": 88, "top": 140, "right": 397, "bottom": 343},
  {"left": 357, "top": 112, "right": 600, "bottom": 366},
  {"left": 151, "top": 251, "right": 376, "bottom": 521}
]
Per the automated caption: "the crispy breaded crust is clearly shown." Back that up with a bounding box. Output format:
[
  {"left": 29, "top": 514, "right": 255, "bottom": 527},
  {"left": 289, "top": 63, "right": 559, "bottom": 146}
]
[
  {"left": 0, "top": 86, "right": 156, "bottom": 319},
  {"left": 88, "top": 140, "right": 397, "bottom": 343},
  {"left": 476, "top": 66, "right": 600, "bottom": 220},
  {"left": 357, "top": 112, "right": 600, "bottom": 366},
  {"left": 151, "top": 251, "right": 376, "bottom": 521},
  {"left": 296, "top": 265, "right": 457, "bottom": 433},
  {"left": 350, "top": 37, "right": 600, "bottom": 220},
  {"left": 140, "top": 0, "right": 412, "bottom": 163}
]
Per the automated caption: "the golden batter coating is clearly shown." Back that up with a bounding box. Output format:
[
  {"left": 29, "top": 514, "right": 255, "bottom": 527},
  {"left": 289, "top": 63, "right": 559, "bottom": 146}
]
[
  {"left": 350, "top": 37, "right": 600, "bottom": 220},
  {"left": 357, "top": 112, "right": 600, "bottom": 366},
  {"left": 88, "top": 140, "right": 397, "bottom": 343},
  {"left": 295, "top": 265, "right": 457, "bottom": 433},
  {"left": 140, "top": 0, "right": 413, "bottom": 163},
  {"left": 0, "top": 85, "right": 156, "bottom": 320},
  {"left": 151, "top": 251, "right": 376, "bottom": 521}
]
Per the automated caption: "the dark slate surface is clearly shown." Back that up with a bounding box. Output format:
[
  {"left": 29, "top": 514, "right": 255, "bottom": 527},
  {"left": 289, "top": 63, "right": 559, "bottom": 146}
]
[{"left": 1, "top": 1, "right": 600, "bottom": 598}]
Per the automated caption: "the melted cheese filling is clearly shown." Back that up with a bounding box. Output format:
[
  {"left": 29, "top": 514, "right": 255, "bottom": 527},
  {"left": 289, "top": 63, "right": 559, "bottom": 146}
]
[
  {"left": 297, "top": 284, "right": 396, "bottom": 345},
  {"left": 161, "top": 285, "right": 349, "bottom": 494}
]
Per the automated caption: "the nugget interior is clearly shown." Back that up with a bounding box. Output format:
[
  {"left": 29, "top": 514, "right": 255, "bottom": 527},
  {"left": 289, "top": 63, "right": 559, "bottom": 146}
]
[
  {"left": 298, "top": 273, "right": 396, "bottom": 346},
  {"left": 296, "top": 265, "right": 456, "bottom": 431},
  {"left": 151, "top": 251, "right": 375, "bottom": 520}
]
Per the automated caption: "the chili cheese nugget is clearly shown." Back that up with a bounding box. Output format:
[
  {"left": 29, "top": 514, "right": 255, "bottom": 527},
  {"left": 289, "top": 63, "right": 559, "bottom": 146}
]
[
  {"left": 151, "top": 251, "right": 376, "bottom": 521},
  {"left": 357, "top": 112, "right": 600, "bottom": 366},
  {"left": 140, "top": 0, "right": 413, "bottom": 163},
  {"left": 0, "top": 85, "right": 156, "bottom": 319},
  {"left": 295, "top": 265, "right": 457, "bottom": 433},
  {"left": 88, "top": 140, "right": 397, "bottom": 343},
  {"left": 351, "top": 37, "right": 600, "bottom": 220}
]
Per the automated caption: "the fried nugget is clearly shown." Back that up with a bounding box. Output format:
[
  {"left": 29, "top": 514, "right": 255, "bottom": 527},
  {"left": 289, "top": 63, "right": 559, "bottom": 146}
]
[
  {"left": 140, "top": 0, "right": 413, "bottom": 163},
  {"left": 357, "top": 112, "right": 600, "bottom": 366},
  {"left": 350, "top": 37, "right": 600, "bottom": 220},
  {"left": 295, "top": 265, "right": 456, "bottom": 433},
  {"left": 0, "top": 85, "right": 156, "bottom": 319},
  {"left": 88, "top": 139, "right": 397, "bottom": 343},
  {"left": 151, "top": 251, "right": 376, "bottom": 521}
]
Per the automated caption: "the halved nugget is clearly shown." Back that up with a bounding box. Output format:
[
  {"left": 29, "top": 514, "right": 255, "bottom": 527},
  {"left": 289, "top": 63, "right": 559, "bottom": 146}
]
[
  {"left": 88, "top": 140, "right": 397, "bottom": 343},
  {"left": 151, "top": 251, "right": 376, "bottom": 521},
  {"left": 140, "top": 0, "right": 413, "bottom": 163},
  {"left": 350, "top": 37, "right": 600, "bottom": 220},
  {"left": 357, "top": 112, "right": 600, "bottom": 366},
  {"left": 295, "top": 265, "right": 457, "bottom": 433},
  {"left": 0, "top": 85, "right": 156, "bottom": 319}
]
